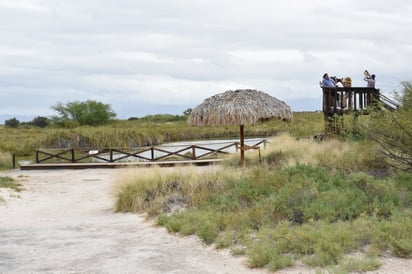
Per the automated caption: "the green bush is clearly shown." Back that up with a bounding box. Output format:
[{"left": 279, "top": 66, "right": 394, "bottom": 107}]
[
  {"left": 371, "top": 213, "right": 412, "bottom": 258},
  {"left": 341, "top": 255, "right": 381, "bottom": 273},
  {"left": 4, "top": 117, "right": 20, "bottom": 128},
  {"left": 364, "top": 81, "right": 412, "bottom": 171}
]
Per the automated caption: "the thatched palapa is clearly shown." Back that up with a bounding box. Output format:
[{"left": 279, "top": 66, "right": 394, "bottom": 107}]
[
  {"left": 189, "top": 89, "right": 293, "bottom": 165},
  {"left": 188, "top": 89, "right": 292, "bottom": 126}
]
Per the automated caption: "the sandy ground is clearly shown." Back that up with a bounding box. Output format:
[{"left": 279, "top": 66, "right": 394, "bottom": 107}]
[{"left": 0, "top": 167, "right": 411, "bottom": 274}]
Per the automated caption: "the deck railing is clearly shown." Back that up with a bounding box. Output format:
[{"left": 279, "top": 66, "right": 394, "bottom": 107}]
[{"left": 322, "top": 87, "right": 383, "bottom": 114}]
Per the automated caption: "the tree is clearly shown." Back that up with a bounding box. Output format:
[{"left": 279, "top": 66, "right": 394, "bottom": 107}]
[
  {"left": 50, "top": 100, "right": 116, "bottom": 127},
  {"left": 4, "top": 117, "right": 20, "bottom": 128},
  {"left": 31, "top": 116, "right": 50, "bottom": 128},
  {"left": 366, "top": 81, "right": 412, "bottom": 171},
  {"left": 183, "top": 108, "right": 192, "bottom": 116}
]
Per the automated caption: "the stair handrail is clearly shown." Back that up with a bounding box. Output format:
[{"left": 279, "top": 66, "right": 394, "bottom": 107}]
[{"left": 378, "top": 92, "right": 399, "bottom": 110}]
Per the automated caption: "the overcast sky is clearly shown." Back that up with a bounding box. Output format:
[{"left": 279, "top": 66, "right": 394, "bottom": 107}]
[{"left": 1, "top": 0, "right": 411, "bottom": 122}]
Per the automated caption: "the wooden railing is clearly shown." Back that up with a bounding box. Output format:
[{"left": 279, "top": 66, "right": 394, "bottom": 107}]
[
  {"left": 322, "top": 87, "right": 384, "bottom": 114},
  {"left": 34, "top": 140, "right": 267, "bottom": 164}
]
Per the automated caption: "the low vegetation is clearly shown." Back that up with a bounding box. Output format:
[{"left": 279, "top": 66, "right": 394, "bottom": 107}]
[
  {"left": 114, "top": 135, "right": 411, "bottom": 273},
  {"left": 0, "top": 176, "right": 23, "bottom": 192},
  {"left": 0, "top": 176, "right": 23, "bottom": 202}
]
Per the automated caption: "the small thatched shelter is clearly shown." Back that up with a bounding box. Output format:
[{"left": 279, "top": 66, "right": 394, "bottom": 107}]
[{"left": 188, "top": 89, "right": 293, "bottom": 165}]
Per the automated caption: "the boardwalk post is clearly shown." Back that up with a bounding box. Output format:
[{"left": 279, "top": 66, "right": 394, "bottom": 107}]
[
  {"left": 71, "top": 149, "right": 75, "bottom": 163},
  {"left": 151, "top": 147, "right": 154, "bottom": 161},
  {"left": 12, "top": 154, "right": 16, "bottom": 169},
  {"left": 191, "top": 146, "right": 196, "bottom": 160}
]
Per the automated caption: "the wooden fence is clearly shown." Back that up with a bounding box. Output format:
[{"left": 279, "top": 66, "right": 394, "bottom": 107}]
[{"left": 34, "top": 140, "right": 267, "bottom": 164}]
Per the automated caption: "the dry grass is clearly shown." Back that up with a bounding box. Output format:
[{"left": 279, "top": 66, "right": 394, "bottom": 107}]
[
  {"left": 223, "top": 133, "right": 377, "bottom": 172},
  {"left": 112, "top": 165, "right": 240, "bottom": 216}
]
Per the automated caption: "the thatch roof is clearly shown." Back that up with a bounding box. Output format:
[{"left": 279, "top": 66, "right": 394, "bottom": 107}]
[{"left": 188, "top": 89, "right": 293, "bottom": 126}]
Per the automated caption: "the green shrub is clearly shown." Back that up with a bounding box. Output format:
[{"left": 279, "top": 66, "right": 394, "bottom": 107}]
[
  {"left": 0, "top": 176, "right": 23, "bottom": 192},
  {"left": 5, "top": 118, "right": 20, "bottom": 128},
  {"left": 371, "top": 214, "right": 412, "bottom": 258},
  {"left": 267, "top": 254, "right": 293, "bottom": 271},
  {"left": 164, "top": 214, "right": 184, "bottom": 233},
  {"left": 247, "top": 241, "right": 275, "bottom": 268},
  {"left": 215, "top": 231, "right": 236, "bottom": 249},
  {"left": 196, "top": 219, "right": 220, "bottom": 245},
  {"left": 341, "top": 255, "right": 381, "bottom": 273}
]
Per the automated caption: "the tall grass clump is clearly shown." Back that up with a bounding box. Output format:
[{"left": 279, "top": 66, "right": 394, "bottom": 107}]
[
  {"left": 114, "top": 166, "right": 240, "bottom": 217},
  {"left": 0, "top": 151, "right": 12, "bottom": 170}
]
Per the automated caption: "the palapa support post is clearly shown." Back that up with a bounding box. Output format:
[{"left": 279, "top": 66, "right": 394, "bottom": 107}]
[{"left": 240, "top": 125, "right": 245, "bottom": 166}]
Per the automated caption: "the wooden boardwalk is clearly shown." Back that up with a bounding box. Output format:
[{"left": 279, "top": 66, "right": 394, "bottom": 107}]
[
  {"left": 19, "top": 139, "right": 266, "bottom": 170},
  {"left": 20, "top": 159, "right": 223, "bottom": 170}
]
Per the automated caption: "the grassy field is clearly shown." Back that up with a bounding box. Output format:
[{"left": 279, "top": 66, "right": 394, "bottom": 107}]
[
  {"left": 114, "top": 134, "right": 411, "bottom": 273},
  {"left": 0, "top": 112, "right": 324, "bottom": 168}
]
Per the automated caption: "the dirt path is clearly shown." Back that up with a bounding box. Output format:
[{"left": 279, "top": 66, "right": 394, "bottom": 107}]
[
  {"left": 0, "top": 168, "right": 267, "bottom": 274},
  {"left": 0, "top": 168, "right": 411, "bottom": 274}
]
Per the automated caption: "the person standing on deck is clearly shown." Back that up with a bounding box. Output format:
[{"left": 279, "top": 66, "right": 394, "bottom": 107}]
[
  {"left": 321, "top": 73, "right": 337, "bottom": 109},
  {"left": 364, "top": 70, "right": 376, "bottom": 88},
  {"left": 364, "top": 70, "right": 377, "bottom": 107},
  {"left": 321, "top": 73, "right": 335, "bottom": 87}
]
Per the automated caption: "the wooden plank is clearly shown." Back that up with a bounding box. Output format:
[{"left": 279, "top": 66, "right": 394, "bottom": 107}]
[{"left": 20, "top": 159, "right": 224, "bottom": 170}]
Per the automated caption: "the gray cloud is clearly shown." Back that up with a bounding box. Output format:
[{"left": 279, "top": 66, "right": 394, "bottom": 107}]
[{"left": 1, "top": 0, "right": 411, "bottom": 122}]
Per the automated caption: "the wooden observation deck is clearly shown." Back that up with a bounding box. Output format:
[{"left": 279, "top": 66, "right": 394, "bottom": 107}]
[{"left": 321, "top": 87, "right": 398, "bottom": 135}]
